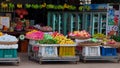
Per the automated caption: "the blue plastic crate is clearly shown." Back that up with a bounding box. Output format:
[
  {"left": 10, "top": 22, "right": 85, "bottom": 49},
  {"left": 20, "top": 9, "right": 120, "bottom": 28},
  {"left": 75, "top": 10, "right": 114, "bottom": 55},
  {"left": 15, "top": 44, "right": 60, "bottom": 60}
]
[
  {"left": 0, "top": 49, "right": 3, "bottom": 58},
  {"left": 3, "top": 49, "right": 18, "bottom": 58},
  {"left": 101, "top": 47, "right": 117, "bottom": 56}
]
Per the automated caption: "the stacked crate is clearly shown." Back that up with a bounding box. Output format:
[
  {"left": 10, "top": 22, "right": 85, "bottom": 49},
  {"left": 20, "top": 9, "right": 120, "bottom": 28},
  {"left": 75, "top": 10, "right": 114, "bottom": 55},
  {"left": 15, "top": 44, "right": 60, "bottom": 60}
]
[
  {"left": 59, "top": 46, "right": 75, "bottom": 57},
  {"left": 0, "top": 44, "right": 18, "bottom": 58},
  {"left": 82, "top": 46, "right": 101, "bottom": 56},
  {"left": 82, "top": 46, "right": 117, "bottom": 56},
  {"left": 101, "top": 46, "right": 117, "bottom": 56}
]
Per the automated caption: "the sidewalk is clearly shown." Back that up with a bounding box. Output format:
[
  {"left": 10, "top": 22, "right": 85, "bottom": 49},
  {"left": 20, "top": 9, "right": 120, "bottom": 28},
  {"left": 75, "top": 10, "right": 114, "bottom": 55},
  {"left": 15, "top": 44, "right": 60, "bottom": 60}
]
[{"left": 0, "top": 53, "right": 120, "bottom": 68}]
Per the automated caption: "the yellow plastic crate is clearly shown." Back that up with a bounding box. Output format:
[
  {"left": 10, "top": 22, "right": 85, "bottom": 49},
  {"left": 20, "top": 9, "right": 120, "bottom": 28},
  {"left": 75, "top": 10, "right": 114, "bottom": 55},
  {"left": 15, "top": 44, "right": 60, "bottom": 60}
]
[{"left": 59, "top": 46, "right": 75, "bottom": 57}]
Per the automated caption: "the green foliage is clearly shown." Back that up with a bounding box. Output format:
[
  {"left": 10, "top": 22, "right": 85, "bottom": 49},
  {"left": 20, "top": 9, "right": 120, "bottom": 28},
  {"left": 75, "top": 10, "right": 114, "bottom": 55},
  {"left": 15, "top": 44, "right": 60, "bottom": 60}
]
[{"left": 110, "top": 35, "right": 120, "bottom": 42}]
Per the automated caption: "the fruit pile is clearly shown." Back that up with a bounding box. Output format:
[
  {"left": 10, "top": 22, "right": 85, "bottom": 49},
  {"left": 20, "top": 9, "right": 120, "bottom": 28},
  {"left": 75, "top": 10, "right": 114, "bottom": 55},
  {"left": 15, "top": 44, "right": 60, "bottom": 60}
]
[
  {"left": 52, "top": 32, "right": 74, "bottom": 44},
  {"left": 26, "top": 30, "right": 44, "bottom": 40},
  {"left": 0, "top": 32, "right": 3, "bottom": 36},
  {"left": 68, "top": 30, "right": 91, "bottom": 39},
  {"left": 93, "top": 33, "right": 106, "bottom": 39},
  {"left": 40, "top": 26, "right": 52, "bottom": 32},
  {"left": 107, "top": 39, "right": 116, "bottom": 44}
]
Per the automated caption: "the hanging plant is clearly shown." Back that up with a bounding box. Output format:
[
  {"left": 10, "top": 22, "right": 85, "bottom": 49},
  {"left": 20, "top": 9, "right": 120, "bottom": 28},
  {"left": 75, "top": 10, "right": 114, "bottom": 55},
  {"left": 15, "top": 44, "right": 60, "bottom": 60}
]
[
  {"left": 17, "top": 3, "right": 22, "bottom": 8},
  {"left": 8, "top": 3, "right": 15, "bottom": 8},
  {"left": 25, "top": 4, "right": 31, "bottom": 8},
  {"left": 1, "top": 3, "right": 8, "bottom": 8},
  {"left": 31, "top": 4, "right": 39, "bottom": 9}
]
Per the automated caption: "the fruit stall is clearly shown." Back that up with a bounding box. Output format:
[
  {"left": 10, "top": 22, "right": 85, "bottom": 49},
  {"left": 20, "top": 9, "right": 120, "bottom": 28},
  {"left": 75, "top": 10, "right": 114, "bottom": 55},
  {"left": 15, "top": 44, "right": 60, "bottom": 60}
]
[
  {"left": 26, "top": 30, "right": 79, "bottom": 64},
  {"left": 68, "top": 30, "right": 120, "bottom": 63},
  {"left": 0, "top": 32, "right": 20, "bottom": 65}
]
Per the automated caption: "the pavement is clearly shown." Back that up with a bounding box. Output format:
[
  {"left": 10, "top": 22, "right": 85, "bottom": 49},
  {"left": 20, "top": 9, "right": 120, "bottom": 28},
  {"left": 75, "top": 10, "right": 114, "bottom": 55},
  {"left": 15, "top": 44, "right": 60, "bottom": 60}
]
[{"left": 0, "top": 53, "right": 120, "bottom": 68}]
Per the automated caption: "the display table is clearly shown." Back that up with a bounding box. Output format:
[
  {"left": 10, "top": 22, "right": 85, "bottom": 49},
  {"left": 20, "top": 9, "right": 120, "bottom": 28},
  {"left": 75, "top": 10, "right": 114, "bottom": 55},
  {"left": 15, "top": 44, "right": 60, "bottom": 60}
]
[
  {"left": 28, "top": 40, "right": 79, "bottom": 64},
  {"left": 0, "top": 44, "right": 20, "bottom": 65},
  {"left": 76, "top": 39, "right": 120, "bottom": 63},
  {"left": 2, "top": 31, "right": 26, "bottom": 37},
  {"left": 81, "top": 56, "right": 119, "bottom": 63}
]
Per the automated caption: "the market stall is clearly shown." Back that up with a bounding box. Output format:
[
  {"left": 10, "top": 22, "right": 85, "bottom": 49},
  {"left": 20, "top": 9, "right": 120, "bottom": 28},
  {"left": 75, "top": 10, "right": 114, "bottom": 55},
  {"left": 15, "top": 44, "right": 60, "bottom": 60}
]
[
  {"left": 0, "top": 32, "right": 20, "bottom": 65},
  {"left": 68, "top": 31, "right": 120, "bottom": 63},
  {"left": 26, "top": 30, "right": 79, "bottom": 64}
]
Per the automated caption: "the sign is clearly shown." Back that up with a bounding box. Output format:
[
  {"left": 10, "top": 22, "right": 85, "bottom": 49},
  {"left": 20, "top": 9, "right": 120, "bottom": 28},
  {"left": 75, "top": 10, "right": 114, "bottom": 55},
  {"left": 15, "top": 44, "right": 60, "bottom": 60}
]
[
  {"left": 85, "top": 4, "right": 107, "bottom": 10},
  {"left": 79, "top": 4, "right": 107, "bottom": 11},
  {"left": 0, "top": 16, "right": 10, "bottom": 29},
  {"left": 107, "top": 5, "right": 119, "bottom": 35},
  {"left": 42, "top": 46, "right": 58, "bottom": 57}
]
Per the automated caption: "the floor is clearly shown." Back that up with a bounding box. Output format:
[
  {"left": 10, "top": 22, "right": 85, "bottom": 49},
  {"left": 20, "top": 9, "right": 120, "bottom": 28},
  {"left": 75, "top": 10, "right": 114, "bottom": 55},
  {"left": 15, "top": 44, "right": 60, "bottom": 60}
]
[{"left": 0, "top": 53, "right": 120, "bottom": 68}]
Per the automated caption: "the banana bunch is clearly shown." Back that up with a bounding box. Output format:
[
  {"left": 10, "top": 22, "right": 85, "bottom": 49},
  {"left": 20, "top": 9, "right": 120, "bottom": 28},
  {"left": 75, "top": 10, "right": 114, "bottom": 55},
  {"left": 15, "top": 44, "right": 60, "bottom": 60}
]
[
  {"left": 1, "top": 3, "right": 8, "bottom": 8},
  {"left": 57, "top": 5, "right": 64, "bottom": 10},
  {"left": 25, "top": 4, "right": 31, "bottom": 8},
  {"left": 0, "top": 32, "right": 3, "bottom": 36},
  {"left": 93, "top": 33, "right": 106, "bottom": 39},
  {"left": 17, "top": 3, "right": 22, "bottom": 8},
  {"left": 46, "top": 4, "right": 54, "bottom": 9},
  {"left": 8, "top": 3, "right": 15, "bottom": 8},
  {"left": 63, "top": 3, "right": 69, "bottom": 9},
  {"left": 54, "top": 35, "right": 74, "bottom": 44},
  {"left": 42, "top": 3, "right": 46, "bottom": 8},
  {"left": 31, "top": 4, "right": 39, "bottom": 9},
  {"left": 67, "top": 5, "right": 76, "bottom": 10}
]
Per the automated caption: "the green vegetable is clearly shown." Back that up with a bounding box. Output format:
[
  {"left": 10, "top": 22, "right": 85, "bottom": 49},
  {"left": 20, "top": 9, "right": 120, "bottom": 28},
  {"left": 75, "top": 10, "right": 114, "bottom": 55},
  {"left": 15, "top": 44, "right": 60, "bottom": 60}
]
[
  {"left": 38, "top": 39, "right": 57, "bottom": 44},
  {"left": 44, "top": 34, "right": 53, "bottom": 39}
]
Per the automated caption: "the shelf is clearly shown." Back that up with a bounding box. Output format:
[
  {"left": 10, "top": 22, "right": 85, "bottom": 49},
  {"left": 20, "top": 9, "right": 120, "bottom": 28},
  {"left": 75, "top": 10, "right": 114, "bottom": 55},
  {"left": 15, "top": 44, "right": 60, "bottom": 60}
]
[{"left": 81, "top": 56, "right": 119, "bottom": 61}]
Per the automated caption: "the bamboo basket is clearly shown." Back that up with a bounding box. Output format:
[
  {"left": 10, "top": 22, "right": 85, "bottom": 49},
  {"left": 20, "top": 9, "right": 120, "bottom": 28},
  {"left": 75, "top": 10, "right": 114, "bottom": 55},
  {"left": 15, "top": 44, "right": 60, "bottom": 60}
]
[
  {"left": 102, "top": 42, "right": 120, "bottom": 48},
  {"left": 69, "top": 36, "right": 90, "bottom": 40},
  {"left": 0, "top": 41, "right": 18, "bottom": 45},
  {"left": 78, "top": 42, "right": 101, "bottom": 46}
]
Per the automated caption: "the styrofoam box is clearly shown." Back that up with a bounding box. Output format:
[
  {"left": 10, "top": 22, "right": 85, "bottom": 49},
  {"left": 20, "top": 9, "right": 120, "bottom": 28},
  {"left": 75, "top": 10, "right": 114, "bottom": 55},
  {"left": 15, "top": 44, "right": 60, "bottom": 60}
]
[
  {"left": 38, "top": 45, "right": 58, "bottom": 57},
  {"left": 82, "top": 46, "right": 101, "bottom": 56},
  {"left": 0, "top": 44, "right": 18, "bottom": 49},
  {"left": 29, "top": 40, "right": 38, "bottom": 45}
]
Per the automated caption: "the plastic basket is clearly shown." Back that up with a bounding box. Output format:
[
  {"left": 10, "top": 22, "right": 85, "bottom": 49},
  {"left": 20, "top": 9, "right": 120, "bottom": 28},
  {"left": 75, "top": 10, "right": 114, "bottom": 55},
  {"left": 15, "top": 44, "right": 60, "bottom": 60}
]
[
  {"left": 69, "top": 36, "right": 90, "bottom": 40},
  {"left": 82, "top": 46, "right": 101, "bottom": 56},
  {"left": 101, "top": 46, "right": 117, "bottom": 56},
  {"left": 59, "top": 46, "right": 75, "bottom": 57},
  {"left": 3, "top": 49, "right": 18, "bottom": 58}
]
